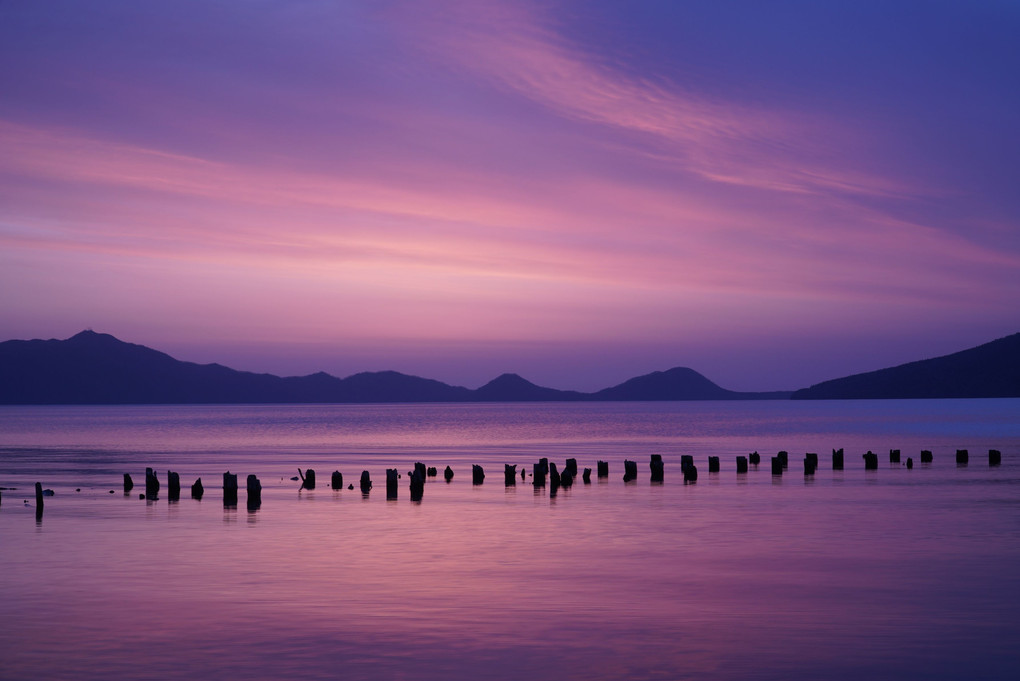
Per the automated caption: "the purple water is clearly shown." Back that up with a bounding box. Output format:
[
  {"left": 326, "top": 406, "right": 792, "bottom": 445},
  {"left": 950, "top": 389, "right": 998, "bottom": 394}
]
[{"left": 1, "top": 400, "right": 1018, "bottom": 680}]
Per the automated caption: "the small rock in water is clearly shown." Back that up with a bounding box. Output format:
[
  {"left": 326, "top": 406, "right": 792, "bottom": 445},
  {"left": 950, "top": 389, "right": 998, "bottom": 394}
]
[
  {"left": 348, "top": 484, "right": 354, "bottom": 490},
  {"left": 42, "top": 489, "right": 55, "bottom": 496},
  {"left": 76, "top": 488, "right": 81, "bottom": 492},
  {"left": 109, "top": 490, "right": 115, "bottom": 494},
  {"left": 139, "top": 493, "right": 145, "bottom": 499},
  {"left": 290, "top": 476, "right": 300, "bottom": 481}
]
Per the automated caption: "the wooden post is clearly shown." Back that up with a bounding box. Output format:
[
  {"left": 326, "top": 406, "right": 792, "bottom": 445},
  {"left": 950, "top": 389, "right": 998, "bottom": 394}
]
[
  {"left": 597, "top": 460, "right": 609, "bottom": 478},
  {"left": 145, "top": 467, "right": 160, "bottom": 499},
  {"left": 123, "top": 473, "right": 134, "bottom": 493},
  {"left": 749, "top": 451, "right": 761, "bottom": 465},
  {"left": 680, "top": 455, "right": 694, "bottom": 472},
  {"left": 560, "top": 466, "right": 574, "bottom": 488},
  {"left": 191, "top": 478, "right": 204, "bottom": 499},
  {"left": 444, "top": 465, "right": 454, "bottom": 482},
  {"left": 906, "top": 457, "right": 913, "bottom": 469},
  {"left": 832, "top": 448, "right": 844, "bottom": 470},
  {"left": 538, "top": 458, "right": 550, "bottom": 478},
  {"left": 167, "top": 470, "right": 181, "bottom": 501},
  {"left": 777, "top": 451, "right": 789, "bottom": 469},
  {"left": 582, "top": 467, "right": 592, "bottom": 483},
  {"left": 331, "top": 470, "right": 343, "bottom": 490},
  {"left": 410, "top": 468, "right": 424, "bottom": 501},
  {"left": 736, "top": 456, "right": 748, "bottom": 474},
  {"left": 386, "top": 469, "right": 398, "bottom": 499},
  {"left": 223, "top": 472, "right": 238, "bottom": 506},
  {"left": 771, "top": 456, "right": 783, "bottom": 475},
  {"left": 889, "top": 449, "right": 901, "bottom": 463},
  {"left": 683, "top": 464, "right": 698, "bottom": 484},
  {"left": 246, "top": 474, "right": 261, "bottom": 511},
  {"left": 804, "top": 456, "right": 816, "bottom": 475},
  {"left": 549, "top": 463, "right": 561, "bottom": 488},
  {"left": 805, "top": 453, "right": 818, "bottom": 470},
  {"left": 414, "top": 462, "right": 427, "bottom": 481},
  {"left": 298, "top": 468, "right": 316, "bottom": 490},
  {"left": 920, "top": 450, "right": 934, "bottom": 463},
  {"left": 989, "top": 449, "right": 1001, "bottom": 466},
  {"left": 623, "top": 459, "right": 637, "bottom": 482},
  {"left": 650, "top": 454, "right": 664, "bottom": 482},
  {"left": 427, "top": 466, "right": 438, "bottom": 477},
  {"left": 707, "top": 456, "right": 720, "bottom": 473},
  {"left": 533, "top": 462, "right": 546, "bottom": 487},
  {"left": 35, "top": 481, "right": 44, "bottom": 511},
  {"left": 565, "top": 458, "right": 578, "bottom": 478},
  {"left": 504, "top": 464, "right": 517, "bottom": 486},
  {"left": 956, "top": 449, "right": 969, "bottom": 465},
  {"left": 472, "top": 465, "right": 485, "bottom": 485},
  {"left": 863, "top": 452, "right": 878, "bottom": 470},
  {"left": 360, "top": 470, "right": 372, "bottom": 493}
]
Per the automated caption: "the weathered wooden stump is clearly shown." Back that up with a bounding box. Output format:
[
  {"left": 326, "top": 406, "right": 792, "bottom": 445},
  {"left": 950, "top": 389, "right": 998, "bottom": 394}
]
[
  {"left": 472, "top": 464, "right": 485, "bottom": 485},
  {"left": 736, "top": 456, "right": 748, "bottom": 474},
  {"left": 597, "top": 460, "right": 609, "bottom": 478},
  {"left": 223, "top": 471, "right": 238, "bottom": 506},
  {"left": 920, "top": 450, "right": 933, "bottom": 463},
  {"left": 804, "top": 456, "right": 816, "bottom": 475},
  {"left": 386, "top": 469, "right": 399, "bottom": 499},
  {"left": 749, "top": 451, "right": 761, "bottom": 465},
  {"left": 299, "top": 468, "right": 316, "bottom": 490},
  {"left": 777, "top": 451, "right": 789, "bottom": 469},
  {"left": 35, "top": 481, "right": 44, "bottom": 511},
  {"left": 707, "top": 456, "right": 720, "bottom": 473},
  {"left": 832, "top": 448, "right": 844, "bottom": 470},
  {"left": 521, "top": 467, "right": 526, "bottom": 480},
  {"left": 650, "top": 454, "right": 664, "bottom": 482},
  {"left": 444, "top": 465, "right": 454, "bottom": 482},
  {"left": 680, "top": 455, "right": 694, "bottom": 472},
  {"left": 167, "top": 470, "right": 181, "bottom": 501},
  {"left": 331, "top": 470, "right": 343, "bottom": 490},
  {"left": 360, "top": 470, "right": 372, "bottom": 493},
  {"left": 771, "top": 456, "right": 783, "bottom": 475},
  {"left": 989, "top": 449, "right": 1001, "bottom": 466},
  {"left": 565, "top": 458, "right": 578, "bottom": 478},
  {"left": 246, "top": 474, "right": 262, "bottom": 511},
  {"left": 191, "top": 478, "right": 204, "bottom": 499},
  {"left": 504, "top": 464, "right": 517, "bottom": 486},
  {"left": 906, "top": 457, "right": 914, "bottom": 469},
  {"left": 889, "top": 449, "right": 901, "bottom": 464},
  {"left": 683, "top": 464, "right": 698, "bottom": 484},
  {"left": 145, "top": 467, "right": 160, "bottom": 499},
  {"left": 623, "top": 459, "right": 638, "bottom": 482},
  {"left": 410, "top": 468, "right": 424, "bottom": 501},
  {"left": 123, "top": 473, "right": 134, "bottom": 493},
  {"left": 560, "top": 467, "right": 574, "bottom": 488},
  {"left": 549, "top": 463, "right": 561, "bottom": 488},
  {"left": 805, "top": 453, "right": 818, "bottom": 470},
  {"left": 956, "top": 449, "right": 969, "bottom": 465},
  {"left": 538, "top": 458, "right": 550, "bottom": 477},
  {"left": 533, "top": 462, "right": 547, "bottom": 487},
  {"left": 863, "top": 452, "right": 878, "bottom": 470},
  {"left": 427, "top": 466, "right": 438, "bottom": 477},
  {"left": 582, "top": 467, "right": 592, "bottom": 483},
  {"left": 414, "top": 462, "right": 427, "bottom": 481}
]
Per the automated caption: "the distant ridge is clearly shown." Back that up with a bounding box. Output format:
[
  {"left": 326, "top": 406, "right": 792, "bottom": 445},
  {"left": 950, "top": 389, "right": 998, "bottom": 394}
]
[
  {"left": 0, "top": 330, "right": 782, "bottom": 404},
  {"left": 792, "top": 333, "right": 1020, "bottom": 399}
]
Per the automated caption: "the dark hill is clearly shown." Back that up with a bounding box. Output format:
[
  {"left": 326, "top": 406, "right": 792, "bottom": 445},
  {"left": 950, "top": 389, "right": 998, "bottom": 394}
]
[
  {"left": 792, "top": 333, "right": 1020, "bottom": 399},
  {"left": 592, "top": 367, "right": 790, "bottom": 401},
  {"left": 472, "top": 373, "right": 584, "bottom": 401}
]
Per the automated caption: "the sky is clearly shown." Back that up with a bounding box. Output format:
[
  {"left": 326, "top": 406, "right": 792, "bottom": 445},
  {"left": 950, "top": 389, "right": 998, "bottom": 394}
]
[{"left": 1, "top": 0, "right": 1018, "bottom": 392}]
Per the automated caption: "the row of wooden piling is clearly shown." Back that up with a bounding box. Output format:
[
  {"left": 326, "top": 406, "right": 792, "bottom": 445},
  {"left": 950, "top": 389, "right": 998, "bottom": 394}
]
[{"left": 7, "top": 446, "right": 1006, "bottom": 519}]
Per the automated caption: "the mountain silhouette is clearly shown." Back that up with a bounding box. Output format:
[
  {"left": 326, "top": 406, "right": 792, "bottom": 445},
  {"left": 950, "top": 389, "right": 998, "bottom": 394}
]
[
  {"left": 792, "top": 333, "right": 1020, "bottom": 399},
  {"left": 0, "top": 330, "right": 778, "bottom": 404},
  {"left": 473, "top": 373, "right": 585, "bottom": 401}
]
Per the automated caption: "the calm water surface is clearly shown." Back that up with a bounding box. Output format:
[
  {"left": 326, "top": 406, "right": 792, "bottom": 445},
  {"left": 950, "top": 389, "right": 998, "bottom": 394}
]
[{"left": 1, "top": 400, "right": 1018, "bottom": 680}]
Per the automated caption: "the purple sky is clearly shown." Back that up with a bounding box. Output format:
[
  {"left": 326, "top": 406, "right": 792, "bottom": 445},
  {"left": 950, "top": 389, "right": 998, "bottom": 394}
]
[{"left": 1, "top": 1, "right": 1018, "bottom": 392}]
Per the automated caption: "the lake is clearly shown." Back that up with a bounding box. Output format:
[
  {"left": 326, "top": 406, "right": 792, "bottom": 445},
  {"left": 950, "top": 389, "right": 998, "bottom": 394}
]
[{"left": 1, "top": 400, "right": 1018, "bottom": 680}]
